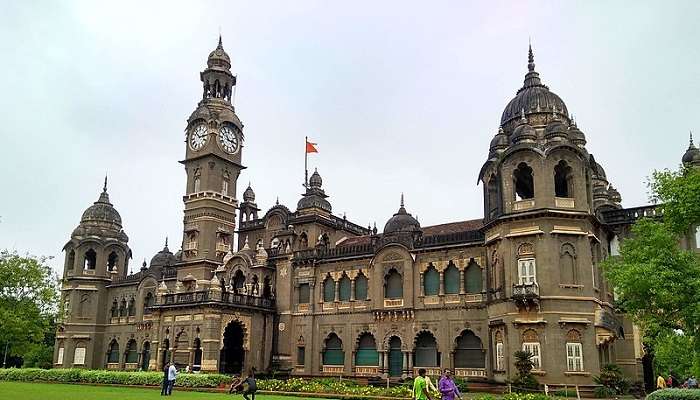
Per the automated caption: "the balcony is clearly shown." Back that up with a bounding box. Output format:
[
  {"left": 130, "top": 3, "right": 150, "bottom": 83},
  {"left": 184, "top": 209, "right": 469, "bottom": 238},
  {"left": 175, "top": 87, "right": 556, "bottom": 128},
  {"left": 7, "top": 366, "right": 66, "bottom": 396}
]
[
  {"left": 185, "top": 242, "right": 198, "bottom": 251},
  {"left": 384, "top": 298, "right": 404, "bottom": 308},
  {"left": 158, "top": 290, "right": 275, "bottom": 311},
  {"left": 512, "top": 282, "right": 540, "bottom": 310},
  {"left": 216, "top": 243, "right": 230, "bottom": 253}
]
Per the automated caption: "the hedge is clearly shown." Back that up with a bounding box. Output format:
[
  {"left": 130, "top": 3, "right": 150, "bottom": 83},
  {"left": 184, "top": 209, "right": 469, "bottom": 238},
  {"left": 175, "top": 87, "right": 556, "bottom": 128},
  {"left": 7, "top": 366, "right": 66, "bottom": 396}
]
[
  {"left": 647, "top": 389, "right": 700, "bottom": 400},
  {"left": 0, "top": 368, "right": 231, "bottom": 388}
]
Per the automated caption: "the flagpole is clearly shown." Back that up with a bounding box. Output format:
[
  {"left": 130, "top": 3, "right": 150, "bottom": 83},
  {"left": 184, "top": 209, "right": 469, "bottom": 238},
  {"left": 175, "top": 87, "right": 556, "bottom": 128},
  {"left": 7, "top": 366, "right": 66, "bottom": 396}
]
[{"left": 304, "top": 136, "right": 308, "bottom": 188}]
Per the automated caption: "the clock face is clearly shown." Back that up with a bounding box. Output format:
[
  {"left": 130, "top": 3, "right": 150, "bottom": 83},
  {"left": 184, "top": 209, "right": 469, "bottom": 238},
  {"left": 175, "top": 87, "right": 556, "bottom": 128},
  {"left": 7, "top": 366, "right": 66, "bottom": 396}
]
[
  {"left": 218, "top": 126, "right": 239, "bottom": 154},
  {"left": 189, "top": 124, "right": 208, "bottom": 151}
]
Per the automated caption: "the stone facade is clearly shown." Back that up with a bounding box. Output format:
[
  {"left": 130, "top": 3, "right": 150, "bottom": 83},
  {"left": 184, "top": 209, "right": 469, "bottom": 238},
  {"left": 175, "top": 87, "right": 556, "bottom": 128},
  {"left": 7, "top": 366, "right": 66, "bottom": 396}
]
[{"left": 53, "top": 39, "right": 700, "bottom": 387}]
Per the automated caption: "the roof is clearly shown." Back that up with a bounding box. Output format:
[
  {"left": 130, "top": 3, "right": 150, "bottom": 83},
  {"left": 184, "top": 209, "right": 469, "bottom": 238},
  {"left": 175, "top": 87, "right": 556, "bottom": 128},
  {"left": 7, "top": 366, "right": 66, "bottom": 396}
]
[
  {"left": 337, "top": 235, "right": 372, "bottom": 247},
  {"left": 421, "top": 219, "right": 483, "bottom": 235}
]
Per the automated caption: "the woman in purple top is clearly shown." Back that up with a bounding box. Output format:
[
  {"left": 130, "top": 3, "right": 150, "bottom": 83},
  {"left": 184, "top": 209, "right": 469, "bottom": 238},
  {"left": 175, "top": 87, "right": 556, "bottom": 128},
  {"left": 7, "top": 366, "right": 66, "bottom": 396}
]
[{"left": 438, "top": 369, "right": 462, "bottom": 400}]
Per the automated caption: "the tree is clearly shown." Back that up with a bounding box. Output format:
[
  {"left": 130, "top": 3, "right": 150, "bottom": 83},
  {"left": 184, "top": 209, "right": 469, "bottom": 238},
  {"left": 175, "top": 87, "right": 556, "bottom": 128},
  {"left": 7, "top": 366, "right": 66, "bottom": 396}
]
[
  {"left": 652, "top": 331, "right": 699, "bottom": 379},
  {"left": 512, "top": 350, "right": 539, "bottom": 390},
  {"left": 603, "top": 166, "right": 700, "bottom": 375},
  {"left": 0, "top": 250, "right": 59, "bottom": 366}
]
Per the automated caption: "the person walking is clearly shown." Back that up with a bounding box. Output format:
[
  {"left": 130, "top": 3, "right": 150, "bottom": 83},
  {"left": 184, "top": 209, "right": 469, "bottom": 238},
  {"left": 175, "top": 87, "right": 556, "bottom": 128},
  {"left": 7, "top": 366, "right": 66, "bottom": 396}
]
[
  {"left": 166, "top": 362, "right": 178, "bottom": 395},
  {"left": 657, "top": 374, "right": 667, "bottom": 390},
  {"left": 687, "top": 376, "right": 698, "bottom": 389},
  {"left": 413, "top": 368, "right": 434, "bottom": 400},
  {"left": 438, "top": 369, "right": 462, "bottom": 400},
  {"left": 161, "top": 362, "right": 170, "bottom": 396}
]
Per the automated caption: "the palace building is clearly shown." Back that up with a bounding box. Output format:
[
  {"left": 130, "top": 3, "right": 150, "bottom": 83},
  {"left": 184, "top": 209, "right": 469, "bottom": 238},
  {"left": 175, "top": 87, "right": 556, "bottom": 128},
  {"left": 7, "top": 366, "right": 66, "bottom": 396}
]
[{"left": 53, "top": 38, "right": 700, "bottom": 387}]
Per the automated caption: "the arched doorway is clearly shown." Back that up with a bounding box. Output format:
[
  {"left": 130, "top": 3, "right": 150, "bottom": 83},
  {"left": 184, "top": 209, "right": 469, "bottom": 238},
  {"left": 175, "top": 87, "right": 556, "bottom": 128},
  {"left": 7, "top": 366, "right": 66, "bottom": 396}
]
[
  {"left": 454, "top": 330, "right": 485, "bottom": 368},
  {"left": 141, "top": 342, "right": 151, "bottom": 371},
  {"left": 388, "top": 336, "right": 403, "bottom": 377},
  {"left": 415, "top": 331, "right": 439, "bottom": 368},
  {"left": 220, "top": 320, "right": 245, "bottom": 374},
  {"left": 161, "top": 338, "right": 170, "bottom": 369},
  {"left": 193, "top": 338, "right": 202, "bottom": 372}
]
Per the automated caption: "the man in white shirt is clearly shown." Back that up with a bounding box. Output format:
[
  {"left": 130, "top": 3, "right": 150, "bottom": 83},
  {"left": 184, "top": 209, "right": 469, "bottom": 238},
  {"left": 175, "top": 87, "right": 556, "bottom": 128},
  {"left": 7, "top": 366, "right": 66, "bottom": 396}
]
[{"left": 166, "top": 363, "right": 178, "bottom": 395}]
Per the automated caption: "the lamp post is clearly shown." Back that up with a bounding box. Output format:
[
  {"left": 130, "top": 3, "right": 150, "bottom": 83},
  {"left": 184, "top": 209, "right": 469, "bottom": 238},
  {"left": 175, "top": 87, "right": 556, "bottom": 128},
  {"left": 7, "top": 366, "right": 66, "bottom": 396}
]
[{"left": 2, "top": 341, "right": 9, "bottom": 368}]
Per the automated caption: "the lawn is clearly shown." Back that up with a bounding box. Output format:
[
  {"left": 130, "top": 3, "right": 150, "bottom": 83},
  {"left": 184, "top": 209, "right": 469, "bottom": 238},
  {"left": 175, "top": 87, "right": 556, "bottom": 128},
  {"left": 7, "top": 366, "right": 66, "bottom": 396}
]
[{"left": 0, "top": 381, "right": 336, "bottom": 400}]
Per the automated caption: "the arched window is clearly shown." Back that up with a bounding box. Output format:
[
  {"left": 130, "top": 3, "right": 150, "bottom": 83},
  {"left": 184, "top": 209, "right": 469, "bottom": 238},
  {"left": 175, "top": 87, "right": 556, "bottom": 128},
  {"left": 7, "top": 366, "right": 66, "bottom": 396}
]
[
  {"left": 127, "top": 297, "right": 135, "bottom": 316},
  {"left": 465, "top": 260, "right": 483, "bottom": 293},
  {"left": 487, "top": 174, "right": 500, "bottom": 219},
  {"left": 423, "top": 265, "right": 439, "bottom": 296},
  {"left": 66, "top": 249, "right": 75, "bottom": 270},
  {"left": 444, "top": 262, "right": 460, "bottom": 294},
  {"left": 161, "top": 338, "right": 170, "bottom": 368},
  {"left": 84, "top": 249, "right": 97, "bottom": 270},
  {"left": 126, "top": 340, "right": 138, "bottom": 363},
  {"left": 319, "top": 233, "right": 330, "bottom": 248},
  {"left": 193, "top": 338, "right": 202, "bottom": 371},
  {"left": 554, "top": 160, "right": 573, "bottom": 198},
  {"left": 263, "top": 276, "right": 272, "bottom": 299},
  {"left": 338, "top": 274, "right": 351, "bottom": 301},
  {"left": 108, "top": 340, "right": 120, "bottom": 363},
  {"left": 233, "top": 270, "right": 245, "bottom": 293},
  {"left": 323, "top": 275, "right": 335, "bottom": 302},
  {"left": 271, "top": 238, "right": 280, "bottom": 248},
  {"left": 513, "top": 162, "right": 534, "bottom": 201},
  {"left": 119, "top": 298, "right": 127, "bottom": 316},
  {"left": 144, "top": 292, "right": 154, "bottom": 314},
  {"left": 566, "top": 329, "right": 583, "bottom": 371},
  {"left": 454, "top": 330, "right": 485, "bottom": 368},
  {"left": 355, "top": 333, "right": 378, "bottom": 366},
  {"left": 107, "top": 251, "right": 118, "bottom": 272},
  {"left": 111, "top": 299, "right": 118, "bottom": 318},
  {"left": 193, "top": 176, "right": 201, "bottom": 192},
  {"left": 222, "top": 179, "right": 229, "bottom": 196},
  {"left": 522, "top": 329, "right": 541, "bottom": 370},
  {"left": 490, "top": 251, "right": 501, "bottom": 290},
  {"left": 560, "top": 243, "right": 577, "bottom": 284},
  {"left": 141, "top": 342, "right": 151, "bottom": 371},
  {"left": 323, "top": 333, "right": 344, "bottom": 366},
  {"left": 354, "top": 273, "right": 368, "bottom": 301},
  {"left": 495, "top": 331, "right": 505, "bottom": 371},
  {"left": 299, "top": 233, "right": 308, "bottom": 249},
  {"left": 414, "top": 331, "right": 439, "bottom": 367},
  {"left": 384, "top": 268, "right": 403, "bottom": 299}
]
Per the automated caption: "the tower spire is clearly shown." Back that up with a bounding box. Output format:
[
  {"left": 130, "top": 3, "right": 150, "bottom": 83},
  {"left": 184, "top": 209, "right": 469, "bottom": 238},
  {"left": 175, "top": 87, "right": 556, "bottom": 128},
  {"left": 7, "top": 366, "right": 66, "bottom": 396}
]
[
  {"left": 528, "top": 42, "right": 535, "bottom": 72},
  {"left": 690, "top": 131, "right": 695, "bottom": 148},
  {"left": 103, "top": 174, "right": 108, "bottom": 192},
  {"left": 217, "top": 34, "right": 223, "bottom": 49},
  {"left": 400, "top": 193, "right": 404, "bottom": 208}
]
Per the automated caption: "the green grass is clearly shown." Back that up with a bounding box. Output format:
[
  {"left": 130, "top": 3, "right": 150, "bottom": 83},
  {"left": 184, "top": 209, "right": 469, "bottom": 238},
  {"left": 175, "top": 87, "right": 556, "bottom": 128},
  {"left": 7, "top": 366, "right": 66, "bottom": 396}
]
[{"left": 0, "top": 381, "right": 336, "bottom": 400}]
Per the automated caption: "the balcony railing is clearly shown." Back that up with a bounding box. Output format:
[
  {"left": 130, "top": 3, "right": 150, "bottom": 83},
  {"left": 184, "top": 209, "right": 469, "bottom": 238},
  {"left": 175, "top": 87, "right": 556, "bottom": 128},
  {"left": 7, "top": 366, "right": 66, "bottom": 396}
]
[
  {"left": 601, "top": 204, "right": 663, "bottom": 225},
  {"left": 185, "top": 242, "right": 198, "bottom": 251},
  {"left": 158, "top": 290, "right": 275, "bottom": 310},
  {"left": 512, "top": 282, "right": 540, "bottom": 301}
]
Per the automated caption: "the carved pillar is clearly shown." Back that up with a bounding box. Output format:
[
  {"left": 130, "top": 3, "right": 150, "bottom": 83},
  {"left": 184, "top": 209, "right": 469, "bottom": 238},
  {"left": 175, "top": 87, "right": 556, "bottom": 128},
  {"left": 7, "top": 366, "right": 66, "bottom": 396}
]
[
  {"left": 419, "top": 273, "right": 425, "bottom": 296},
  {"left": 383, "top": 351, "right": 389, "bottom": 374},
  {"left": 459, "top": 269, "right": 466, "bottom": 294},
  {"left": 408, "top": 351, "right": 414, "bottom": 374},
  {"left": 334, "top": 279, "right": 340, "bottom": 302},
  {"left": 378, "top": 350, "right": 384, "bottom": 372},
  {"left": 350, "top": 279, "right": 356, "bottom": 301},
  {"left": 439, "top": 271, "right": 445, "bottom": 296},
  {"left": 403, "top": 351, "right": 409, "bottom": 375}
]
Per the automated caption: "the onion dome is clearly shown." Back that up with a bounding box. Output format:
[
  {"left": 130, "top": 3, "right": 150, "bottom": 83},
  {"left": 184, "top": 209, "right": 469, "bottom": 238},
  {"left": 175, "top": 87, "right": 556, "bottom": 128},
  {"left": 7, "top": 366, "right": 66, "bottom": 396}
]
[
  {"left": 590, "top": 155, "right": 607, "bottom": 181},
  {"left": 608, "top": 185, "right": 622, "bottom": 203},
  {"left": 207, "top": 35, "right": 231, "bottom": 69},
  {"left": 80, "top": 177, "right": 122, "bottom": 228},
  {"left": 568, "top": 118, "right": 587, "bottom": 147},
  {"left": 383, "top": 194, "right": 421, "bottom": 234},
  {"left": 682, "top": 132, "right": 700, "bottom": 166},
  {"left": 489, "top": 127, "right": 509, "bottom": 156},
  {"left": 511, "top": 110, "right": 537, "bottom": 144},
  {"left": 501, "top": 44, "right": 568, "bottom": 127},
  {"left": 297, "top": 168, "right": 332, "bottom": 212},
  {"left": 150, "top": 238, "right": 178, "bottom": 268},
  {"left": 243, "top": 183, "right": 256, "bottom": 203}
]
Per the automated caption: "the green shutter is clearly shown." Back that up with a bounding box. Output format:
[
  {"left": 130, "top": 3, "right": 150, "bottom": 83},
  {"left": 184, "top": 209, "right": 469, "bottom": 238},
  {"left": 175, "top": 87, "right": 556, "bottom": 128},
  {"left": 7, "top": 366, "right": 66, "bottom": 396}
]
[
  {"left": 324, "top": 350, "right": 344, "bottom": 365},
  {"left": 299, "top": 284, "right": 310, "bottom": 303},
  {"left": 385, "top": 271, "right": 403, "bottom": 299},
  {"left": 127, "top": 350, "right": 138, "bottom": 363},
  {"left": 339, "top": 277, "right": 351, "bottom": 301},
  {"left": 444, "top": 265, "right": 460, "bottom": 294},
  {"left": 323, "top": 278, "right": 335, "bottom": 302},
  {"left": 355, "top": 275, "right": 368, "bottom": 300},
  {"left": 465, "top": 262, "right": 482, "bottom": 293},
  {"left": 355, "top": 349, "right": 379, "bottom": 366},
  {"left": 424, "top": 268, "right": 439, "bottom": 296}
]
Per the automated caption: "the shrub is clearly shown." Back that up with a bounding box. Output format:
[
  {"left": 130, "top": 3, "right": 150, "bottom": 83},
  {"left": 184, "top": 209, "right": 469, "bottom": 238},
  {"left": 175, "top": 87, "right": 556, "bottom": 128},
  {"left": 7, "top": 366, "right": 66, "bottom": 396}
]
[
  {"left": 0, "top": 368, "right": 231, "bottom": 388},
  {"left": 502, "top": 393, "right": 550, "bottom": 400},
  {"left": 552, "top": 389, "right": 578, "bottom": 397},
  {"left": 647, "top": 389, "right": 700, "bottom": 400},
  {"left": 511, "top": 350, "right": 539, "bottom": 390},
  {"left": 593, "top": 364, "right": 630, "bottom": 395}
]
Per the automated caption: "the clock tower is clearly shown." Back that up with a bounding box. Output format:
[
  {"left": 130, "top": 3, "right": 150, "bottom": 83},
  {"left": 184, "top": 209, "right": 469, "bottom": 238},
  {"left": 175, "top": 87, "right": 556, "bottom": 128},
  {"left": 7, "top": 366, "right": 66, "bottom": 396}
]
[{"left": 180, "top": 36, "right": 244, "bottom": 274}]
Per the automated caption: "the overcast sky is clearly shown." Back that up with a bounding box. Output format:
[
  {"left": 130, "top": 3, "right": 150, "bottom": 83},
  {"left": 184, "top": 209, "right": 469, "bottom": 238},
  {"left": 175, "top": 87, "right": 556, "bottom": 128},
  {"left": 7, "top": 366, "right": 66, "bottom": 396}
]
[{"left": 1, "top": 1, "right": 698, "bottom": 274}]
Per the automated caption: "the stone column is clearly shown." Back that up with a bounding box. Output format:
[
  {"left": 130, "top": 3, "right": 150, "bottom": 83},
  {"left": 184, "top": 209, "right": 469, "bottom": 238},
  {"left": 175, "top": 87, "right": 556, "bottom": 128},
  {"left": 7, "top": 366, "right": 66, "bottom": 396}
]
[
  {"left": 383, "top": 351, "right": 389, "bottom": 374},
  {"left": 439, "top": 271, "right": 445, "bottom": 296},
  {"left": 334, "top": 279, "right": 340, "bottom": 302},
  {"left": 419, "top": 273, "right": 425, "bottom": 296},
  {"left": 350, "top": 279, "right": 356, "bottom": 301},
  {"left": 408, "top": 351, "right": 414, "bottom": 375},
  {"left": 403, "top": 351, "right": 409, "bottom": 375},
  {"left": 459, "top": 270, "right": 466, "bottom": 294}
]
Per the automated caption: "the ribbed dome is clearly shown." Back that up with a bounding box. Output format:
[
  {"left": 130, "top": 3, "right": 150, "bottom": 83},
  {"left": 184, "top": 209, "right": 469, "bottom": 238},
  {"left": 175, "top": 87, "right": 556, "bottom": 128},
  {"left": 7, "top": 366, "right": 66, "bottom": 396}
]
[
  {"left": 383, "top": 195, "right": 421, "bottom": 234},
  {"left": 568, "top": 121, "right": 587, "bottom": 146},
  {"left": 682, "top": 134, "right": 700, "bottom": 165},
  {"left": 80, "top": 179, "right": 122, "bottom": 228},
  {"left": 544, "top": 119, "right": 567, "bottom": 140},
  {"left": 297, "top": 169, "right": 332, "bottom": 212},
  {"left": 207, "top": 36, "right": 231, "bottom": 69},
  {"left": 150, "top": 239, "right": 178, "bottom": 268},
  {"left": 501, "top": 45, "right": 569, "bottom": 126},
  {"left": 489, "top": 127, "right": 509, "bottom": 153},
  {"left": 512, "top": 115, "right": 536, "bottom": 144},
  {"left": 243, "top": 183, "right": 256, "bottom": 202}
]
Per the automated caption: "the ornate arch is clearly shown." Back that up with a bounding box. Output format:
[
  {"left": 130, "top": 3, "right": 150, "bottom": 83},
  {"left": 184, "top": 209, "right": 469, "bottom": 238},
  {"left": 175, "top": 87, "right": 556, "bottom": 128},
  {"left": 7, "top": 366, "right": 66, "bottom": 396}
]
[
  {"left": 413, "top": 329, "right": 440, "bottom": 351},
  {"left": 220, "top": 314, "right": 251, "bottom": 351},
  {"left": 382, "top": 330, "right": 406, "bottom": 351},
  {"left": 517, "top": 242, "right": 535, "bottom": 257}
]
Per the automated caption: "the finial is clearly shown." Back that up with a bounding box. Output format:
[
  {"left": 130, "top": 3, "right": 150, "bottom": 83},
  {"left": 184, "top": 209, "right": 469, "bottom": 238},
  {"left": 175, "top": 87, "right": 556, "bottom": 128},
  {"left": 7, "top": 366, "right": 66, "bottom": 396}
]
[
  {"left": 276, "top": 196, "right": 280, "bottom": 205},
  {"left": 165, "top": 236, "right": 169, "bottom": 248},
  {"left": 400, "top": 193, "right": 405, "bottom": 207},
  {"left": 498, "top": 126, "right": 504, "bottom": 134},
  {"left": 103, "top": 174, "right": 108, "bottom": 192},
  {"left": 142, "top": 259, "right": 147, "bottom": 269},
  {"left": 690, "top": 131, "right": 695, "bottom": 147},
  {"left": 218, "top": 34, "right": 223, "bottom": 49},
  {"left": 527, "top": 41, "right": 535, "bottom": 72}
]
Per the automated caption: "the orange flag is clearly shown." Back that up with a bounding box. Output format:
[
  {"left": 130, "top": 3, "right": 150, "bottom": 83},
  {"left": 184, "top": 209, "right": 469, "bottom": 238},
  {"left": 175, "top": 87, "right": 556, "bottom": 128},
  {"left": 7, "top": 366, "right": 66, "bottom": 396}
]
[{"left": 306, "top": 140, "right": 318, "bottom": 153}]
